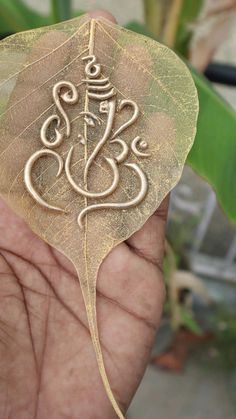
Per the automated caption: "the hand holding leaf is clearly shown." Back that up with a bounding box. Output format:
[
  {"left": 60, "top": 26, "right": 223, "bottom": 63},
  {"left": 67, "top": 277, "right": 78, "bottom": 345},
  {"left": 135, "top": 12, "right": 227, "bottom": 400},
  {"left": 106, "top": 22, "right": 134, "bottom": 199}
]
[{"left": 0, "top": 10, "right": 198, "bottom": 418}]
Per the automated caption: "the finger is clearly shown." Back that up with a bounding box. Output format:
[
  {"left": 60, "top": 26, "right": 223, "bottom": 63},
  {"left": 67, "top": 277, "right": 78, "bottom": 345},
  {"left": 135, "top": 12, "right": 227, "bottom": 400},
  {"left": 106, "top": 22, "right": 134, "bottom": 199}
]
[
  {"left": 126, "top": 195, "right": 169, "bottom": 267},
  {"left": 89, "top": 10, "right": 117, "bottom": 23}
]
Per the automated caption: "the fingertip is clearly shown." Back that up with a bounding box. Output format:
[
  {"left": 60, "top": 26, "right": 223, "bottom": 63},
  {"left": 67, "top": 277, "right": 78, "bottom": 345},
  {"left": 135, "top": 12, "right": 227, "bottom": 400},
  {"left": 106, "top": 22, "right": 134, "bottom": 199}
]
[
  {"left": 126, "top": 195, "right": 169, "bottom": 268},
  {"left": 154, "top": 195, "right": 170, "bottom": 221},
  {"left": 88, "top": 9, "right": 117, "bottom": 24}
]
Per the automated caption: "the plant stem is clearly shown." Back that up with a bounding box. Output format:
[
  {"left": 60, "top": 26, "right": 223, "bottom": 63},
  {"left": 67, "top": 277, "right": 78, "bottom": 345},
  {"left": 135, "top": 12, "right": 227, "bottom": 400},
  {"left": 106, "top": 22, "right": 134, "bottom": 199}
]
[
  {"left": 163, "top": 0, "right": 182, "bottom": 48},
  {"left": 165, "top": 240, "right": 180, "bottom": 330},
  {"left": 143, "top": 0, "right": 163, "bottom": 37},
  {"left": 51, "top": 0, "right": 72, "bottom": 23}
]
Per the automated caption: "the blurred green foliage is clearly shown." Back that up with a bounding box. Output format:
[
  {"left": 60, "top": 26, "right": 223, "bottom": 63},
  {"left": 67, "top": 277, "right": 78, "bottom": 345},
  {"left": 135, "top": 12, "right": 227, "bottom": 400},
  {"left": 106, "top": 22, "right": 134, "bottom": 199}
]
[
  {"left": 180, "top": 306, "right": 203, "bottom": 335},
  {"left": 174, "top": 0, "right": 203, "bottom": 56},
  {"left": 0, "top": 0, "right": 50, "bottom": 32},
  {"left": 0, "top": 0, "right": 83, "bottom": 32},
  {"left": 200, "top": 306, "right": 236, "bottom": 370},
  {"left": 212, "top": 307, "right": 236, "bottom": 369},
  {"left": 51, "top": 0, "right": 72, "bottom": 23}
]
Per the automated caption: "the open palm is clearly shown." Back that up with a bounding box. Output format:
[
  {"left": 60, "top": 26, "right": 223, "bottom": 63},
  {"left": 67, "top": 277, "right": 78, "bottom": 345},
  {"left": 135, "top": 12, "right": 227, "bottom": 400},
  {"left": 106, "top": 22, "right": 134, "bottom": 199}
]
[
  {"left": 0, "top": 10, "right": 168, "bottom": 419},
  {"left": 0, "top": 193, "right": 167, "bottom": 419}
]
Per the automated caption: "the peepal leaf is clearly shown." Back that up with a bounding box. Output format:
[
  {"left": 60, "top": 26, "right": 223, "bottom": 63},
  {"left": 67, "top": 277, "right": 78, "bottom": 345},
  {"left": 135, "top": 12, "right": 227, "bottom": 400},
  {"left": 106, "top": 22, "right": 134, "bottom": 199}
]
[{"left": 0, "top": 15, "right": 198, "bottom": 418}]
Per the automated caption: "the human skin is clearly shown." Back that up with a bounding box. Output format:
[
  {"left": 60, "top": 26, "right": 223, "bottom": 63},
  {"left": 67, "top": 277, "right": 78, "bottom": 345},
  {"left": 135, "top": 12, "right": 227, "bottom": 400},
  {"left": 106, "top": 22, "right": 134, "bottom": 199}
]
[{"left": 0, "top": 10, "right": 168, "bottom": 419}]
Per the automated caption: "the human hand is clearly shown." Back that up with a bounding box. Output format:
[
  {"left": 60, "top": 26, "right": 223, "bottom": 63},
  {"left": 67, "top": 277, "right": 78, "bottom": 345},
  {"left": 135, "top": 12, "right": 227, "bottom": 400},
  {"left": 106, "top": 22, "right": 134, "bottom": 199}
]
[{"left": 0, "top": 10, "right": 168, "bottom": 419}]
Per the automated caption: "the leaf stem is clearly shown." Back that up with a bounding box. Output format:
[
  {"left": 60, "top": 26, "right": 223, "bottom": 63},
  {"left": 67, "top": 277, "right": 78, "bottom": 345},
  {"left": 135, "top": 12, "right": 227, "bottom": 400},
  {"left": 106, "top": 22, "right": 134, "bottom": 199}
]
[
  {"left": 51, "top": 0, "right": 72, "bottom": 23},
  {"left": 165, "top": 240, "right": 180, "bottom": 330},
  {"left": 163, "top": 0, "right": 183, "bottom": 48},
  {"left": 143, "top": 0, "right": 163, "bottom": 37}
]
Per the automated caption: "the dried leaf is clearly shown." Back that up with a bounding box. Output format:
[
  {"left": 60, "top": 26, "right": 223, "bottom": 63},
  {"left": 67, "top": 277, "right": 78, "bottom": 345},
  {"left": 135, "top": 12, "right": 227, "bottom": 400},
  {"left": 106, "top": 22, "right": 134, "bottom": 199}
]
[{"left": 0, "top": 15, "right": 198, "bottom": 417}]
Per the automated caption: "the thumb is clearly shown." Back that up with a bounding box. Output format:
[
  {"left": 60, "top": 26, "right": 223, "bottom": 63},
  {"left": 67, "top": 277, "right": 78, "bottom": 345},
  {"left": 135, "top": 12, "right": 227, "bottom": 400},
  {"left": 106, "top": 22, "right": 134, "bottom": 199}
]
[{"left": 89, "top": 9, "right": 117, "bottom": 24}]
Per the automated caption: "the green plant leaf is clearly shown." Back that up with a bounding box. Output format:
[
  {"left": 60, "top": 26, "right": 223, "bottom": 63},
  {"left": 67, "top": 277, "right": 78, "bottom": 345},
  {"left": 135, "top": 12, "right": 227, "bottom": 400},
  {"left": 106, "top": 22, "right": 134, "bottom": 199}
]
[
  {"left": 175, "top": 0, "right": 203, "bottom": 56},
  {"left": 127, "top": 21, "right": 236, "bottom": 226},
  {"left": 73, "top": 10, "right": 85, "bottom": 19},
  {"left": 180, "top": 307, "right": 203, "bottom": 335},
  {"left": 143, "top": 0, "right": 163, "bottom": 38},
  {"left": 0, "top": 0, "right": 84, "bottom": 34},
  {"left": 188, "top": 70, "right": 236, "bottom": 225},
  {"left": 0, "top": 0, "right": 51, "bottom": 32},
  {"left": 125, "top": 21, "right": 156, "bottom": 39},
  {"left": 51, "top": 0, "right": 72, "bottom": 23}
]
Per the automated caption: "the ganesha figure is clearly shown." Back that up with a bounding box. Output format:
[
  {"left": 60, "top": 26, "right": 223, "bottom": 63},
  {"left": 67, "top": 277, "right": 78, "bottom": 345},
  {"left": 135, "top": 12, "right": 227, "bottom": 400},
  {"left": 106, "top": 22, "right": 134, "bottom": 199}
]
[{"left": 24, "top": 53, "right": 151, "bottom": 229}]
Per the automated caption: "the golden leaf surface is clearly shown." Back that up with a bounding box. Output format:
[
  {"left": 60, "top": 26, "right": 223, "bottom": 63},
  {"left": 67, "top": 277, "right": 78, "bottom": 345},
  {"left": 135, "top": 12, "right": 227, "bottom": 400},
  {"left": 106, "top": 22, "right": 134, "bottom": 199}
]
[{"left": 0, "top": 15, "right": 198, "bottom": 418}]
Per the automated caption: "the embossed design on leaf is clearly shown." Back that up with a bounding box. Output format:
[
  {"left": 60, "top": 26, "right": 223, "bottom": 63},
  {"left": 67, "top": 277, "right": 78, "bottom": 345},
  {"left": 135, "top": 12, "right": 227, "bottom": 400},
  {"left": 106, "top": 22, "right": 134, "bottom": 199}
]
[{"left": 0, "top": 15, "right": 198, "bottom": 418}]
